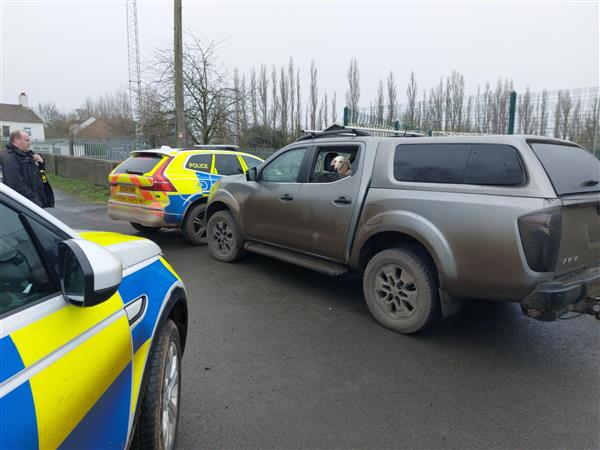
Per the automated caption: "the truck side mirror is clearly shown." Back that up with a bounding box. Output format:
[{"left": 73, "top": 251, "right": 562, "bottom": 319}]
[{"left": 246, "top": 167, "right": 258, "bottom": 182}]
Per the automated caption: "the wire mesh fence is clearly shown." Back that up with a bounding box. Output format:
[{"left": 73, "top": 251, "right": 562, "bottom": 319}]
[{"left": 347, "top": 87, "right": 600, "bottom": 155}]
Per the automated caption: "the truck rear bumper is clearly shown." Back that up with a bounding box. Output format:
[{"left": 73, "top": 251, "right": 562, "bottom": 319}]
[{"left": 521, "top": 265, "right": 600, "bottom": 320}]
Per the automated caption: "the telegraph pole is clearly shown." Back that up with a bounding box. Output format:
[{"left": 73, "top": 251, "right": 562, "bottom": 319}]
[{"left": 174, "top": 0, "right": 186, "bottom": 147}]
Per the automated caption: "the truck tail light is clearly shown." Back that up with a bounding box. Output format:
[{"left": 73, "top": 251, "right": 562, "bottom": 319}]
[{"left": 518, "top": 210, "right": 562, "bottom": 272}]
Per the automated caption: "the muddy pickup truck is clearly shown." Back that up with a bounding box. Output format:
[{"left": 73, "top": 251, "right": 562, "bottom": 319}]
[{"left": 205, "top": 128, "right": 600, "bottom": 334}]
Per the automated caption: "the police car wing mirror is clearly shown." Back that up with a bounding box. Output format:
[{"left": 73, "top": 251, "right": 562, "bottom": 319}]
[
  {"left": 246, "top": 167, "right": 258, "bottom": 182},
  {"left": 58, "top": 239, "right": 123, "bottom": 307}
]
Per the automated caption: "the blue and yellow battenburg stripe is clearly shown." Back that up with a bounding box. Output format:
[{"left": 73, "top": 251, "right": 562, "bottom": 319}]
[{"left": 0, "top": 233, "right": 181, "bottom": 449}]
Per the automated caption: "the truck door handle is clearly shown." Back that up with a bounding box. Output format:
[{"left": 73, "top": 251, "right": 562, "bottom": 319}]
[
  {"left": 280, "top": 194, "right": 294, "bottom": 202},
  {"left": 334, "top": 196, "right": 352, "bottom": 205}
]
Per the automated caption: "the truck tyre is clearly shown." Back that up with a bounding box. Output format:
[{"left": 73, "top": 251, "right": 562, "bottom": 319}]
[
  {"left": 363, "top": 248, "right": 440, "bottom": 334},
  {"left": 207, "top": 210, "right": 245, "bottom": 262},
  {"left": 132, "top": 320, "right": 181, "bottom": 450},
  {"left": 131, "top": 222, "right": 161, "bottom": 233},
  {"left": 181, "top": 202, "right": 207, "bottom": 246}
]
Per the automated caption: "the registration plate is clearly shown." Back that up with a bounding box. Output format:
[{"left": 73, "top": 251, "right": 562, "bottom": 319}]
[
  {"left": 119, "top": 185, "right": 137, "bottom": 194},
  {"left": 114, "top": 196, "right": 144, "bottom": 205}
]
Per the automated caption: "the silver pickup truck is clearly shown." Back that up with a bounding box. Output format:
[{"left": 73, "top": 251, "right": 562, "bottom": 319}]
[{"left": 206, "top": 129, "right": 600, "bottom": 334}]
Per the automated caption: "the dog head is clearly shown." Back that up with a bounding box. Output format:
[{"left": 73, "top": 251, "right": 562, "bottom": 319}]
[{"left": 331, "top": 156, "right": 351, "bottom": 174}]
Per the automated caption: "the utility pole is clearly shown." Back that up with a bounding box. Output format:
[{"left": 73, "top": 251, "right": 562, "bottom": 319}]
[{"left": 174, "top": 0, "right": 186, "bottom": 147}]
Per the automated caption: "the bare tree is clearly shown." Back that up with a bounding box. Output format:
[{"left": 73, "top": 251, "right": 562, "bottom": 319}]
[
  {"left": 429, "top": 78, "right": 444, "bottom": 131},
  {"left": 554, "top": 90, "right": 572, "bottom": 139},
  {"left": 404, "top": 71, "right": 418, "bottom": 129},
  {"left": 295, "top": 68, "right": 302, "bottom": 134},
  {"left": 250, "top": 69, "right": 258, "bottom": 126},
  {"left": 331, "top": 92, "right": 337, "bottom": 124},
  {"left": 323, "top": 92, "right": 329, "bottom": 128},
  {"left": 376, "top": 79, "right": 384, "bottom": 124},
  {"left": 444, "top": 71, "right": 465, "bottom": 131},
  {"left": 309, "top": 60, "right": 318, "bottom": 129},
  {"left": 150, "top": 34, "right": 239, "bottom": 144},
  {"left": 288, "top": 58, "right": 295, "bottom": 135},
  {"left": 489, "top": 78, "right": 513, "bottom": 134},
  {"left": 517, "top": 87, "right": 535, "bottom": 134},
  {"left": 259, "top": 64, "right": 269, "bottom": 128},
  {"left": 271, "top": 66, "right": 279, "bottom": 131},
  {"left": 538, "top": 90, "right": 549, "bottom": 135},
  {"left": 279, "top": 66, "right": 289, "bottom": 135},
  {"left": 386, "top": 71, "right": 397, "bottom": 125},
  {"left": 346, "top": 59, "right": 360, "bottom": 123},
  {"left": 233, "top": 68, "right": 243, "bottom": 141},
  {"left": 240, "top": 74, "right": 248, "bottom": 133},
  {"left": 568, "top": 99, "right": 583, "bottom": 141}
]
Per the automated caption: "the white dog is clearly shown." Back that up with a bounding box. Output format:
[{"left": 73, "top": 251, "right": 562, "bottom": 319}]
[{"left": 331, "top": 156, "right": 352, "bottom": 177}]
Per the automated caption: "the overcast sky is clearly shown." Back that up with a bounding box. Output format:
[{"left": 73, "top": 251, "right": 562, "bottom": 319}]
[{"left": 1, "top": 0, "right": 598, "bottom": 112}]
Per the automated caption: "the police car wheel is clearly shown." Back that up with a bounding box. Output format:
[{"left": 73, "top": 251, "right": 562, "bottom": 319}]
[
  {"left": 132, "top": 320, "right": 181, "bottom": 450},
  {"left": 131, "top": 222, "right": 161, "bottom": 233},
  {"left": 207, "top": 210, "right": 245, "bottom": 262},
  {"left": 181, "top": 202, "right": 208, "bottom": 246}
]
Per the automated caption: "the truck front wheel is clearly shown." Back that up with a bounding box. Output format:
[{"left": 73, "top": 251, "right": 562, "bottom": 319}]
[{"left": 363, "top": 248, "right": 440, "bottom": 334}]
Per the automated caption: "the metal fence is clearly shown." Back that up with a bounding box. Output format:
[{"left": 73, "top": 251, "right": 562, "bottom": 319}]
[
  {"left": 1, "top": 137, "right": 277, "bottom": 162},
  {"left": 70, "top": 137, "right": 146, "bottom": 161},
  {"left": 346, "top": 87, "right": 600, "bottom": 155}
]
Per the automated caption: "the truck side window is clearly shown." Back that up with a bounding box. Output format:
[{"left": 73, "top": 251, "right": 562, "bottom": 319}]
[
  {"left": 394, "top": 144, "right": 471, "bottom": 184},
  {"left": 308, "top": 146, "right": 359, "bottom": 183},
  {"left": 261, "top": 148, "right": 306, "bottom": 183},
  {"left": 466, "top": 144, "right": 525, "bottom": 185}
]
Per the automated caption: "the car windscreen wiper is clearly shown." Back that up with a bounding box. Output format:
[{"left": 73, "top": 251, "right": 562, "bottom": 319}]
[{"left": 125, "top": 169, "right": 145, "bottom": 175}]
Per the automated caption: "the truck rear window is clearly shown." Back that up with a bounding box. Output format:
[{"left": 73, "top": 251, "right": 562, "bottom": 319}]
[
  {"left": 114, "top": 154, "right": 163, "bottom": 174},
  {"left": 529, "top": 142, "right": 600, "bottom": 196}
]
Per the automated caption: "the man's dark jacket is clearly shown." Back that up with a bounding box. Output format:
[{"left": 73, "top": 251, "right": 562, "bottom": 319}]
[{"left": 0, "top": 144, "right": 46, "bottom": 207}]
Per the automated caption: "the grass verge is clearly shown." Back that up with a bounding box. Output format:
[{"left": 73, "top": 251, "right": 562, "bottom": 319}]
[{"left": 47, "top": 173, "right": 110, "bottom": 203}]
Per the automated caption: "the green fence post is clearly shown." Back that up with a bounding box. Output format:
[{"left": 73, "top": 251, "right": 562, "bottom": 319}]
[
  {"left": 394, "top": 121, "right": 400, "bottom": 131},
  {"left": 507, "top": 91, "right": 517, "bottom": 134},
  {"left": 343, "top": 106, "right": 350, "bottom": 127}
]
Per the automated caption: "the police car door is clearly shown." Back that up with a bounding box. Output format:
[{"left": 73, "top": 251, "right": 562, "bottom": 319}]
[{"left": 0, "top": 198, "right": 133, "bottom": 449}]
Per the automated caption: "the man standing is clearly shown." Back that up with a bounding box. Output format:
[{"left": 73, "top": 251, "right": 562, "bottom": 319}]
[{"left": 0, "top": 130, "right": 46, "bottom": 207}]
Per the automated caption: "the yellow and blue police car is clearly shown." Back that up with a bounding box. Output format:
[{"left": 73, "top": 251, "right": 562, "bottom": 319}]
[
  {"left": 107, "top": 145, "right": 263, "bottom": 245},
  {"left": 0, "top": 183, "right": 187, "bottom": 450}
]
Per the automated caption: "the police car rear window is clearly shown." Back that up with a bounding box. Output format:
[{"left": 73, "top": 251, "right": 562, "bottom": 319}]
[{"left": 114, "top": 154, "right": 163, "bottom": 174}]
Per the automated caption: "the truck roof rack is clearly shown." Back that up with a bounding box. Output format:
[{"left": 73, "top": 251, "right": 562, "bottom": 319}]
[
  {"left": 189, "top": 144, "right": 240, "bottom": 151},
  {"left": 296, "top": 128, "right": 371, "bottom": 142},
  {"left": 296, "top": 124, "right": 424, "bottom": 141}
]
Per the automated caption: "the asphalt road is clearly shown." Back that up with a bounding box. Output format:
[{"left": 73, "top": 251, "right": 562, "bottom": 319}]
[{"left": 49, "top": 190, "right": 600, "bottom": 450}]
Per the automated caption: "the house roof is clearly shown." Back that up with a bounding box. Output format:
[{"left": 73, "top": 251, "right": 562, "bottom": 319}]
[{"left": 0, "top": 103, "right": 43, "bottom": 124}]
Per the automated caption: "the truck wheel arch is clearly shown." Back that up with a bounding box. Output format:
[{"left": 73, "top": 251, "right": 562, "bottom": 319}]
[{"left": 355, "top": 220, "right": 457, "bottom": 288}]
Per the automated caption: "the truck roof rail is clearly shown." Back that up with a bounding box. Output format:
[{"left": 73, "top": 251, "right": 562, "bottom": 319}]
[
  {"left": 296, "top": 128, "right": 371, "bottom": 142},
  {"left": 189, "top": 144, "right": 240, "bottom": 151}
]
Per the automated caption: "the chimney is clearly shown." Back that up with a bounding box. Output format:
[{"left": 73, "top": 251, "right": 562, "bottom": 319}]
[{"left": 18, "top": 92, "right": 29, "bottom": 108}]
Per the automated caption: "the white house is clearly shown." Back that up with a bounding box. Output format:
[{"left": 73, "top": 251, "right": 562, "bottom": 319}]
[{"left": 0, "top": 93, "right": 46, "bottom": 141}]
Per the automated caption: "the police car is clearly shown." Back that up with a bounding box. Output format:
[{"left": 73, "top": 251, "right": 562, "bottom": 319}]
[
  {"left": 107, "top": 145, "right": 264, "bottom": 245},
  {"left": 0, "top": 183, "right": 188, "bottom": 449}
]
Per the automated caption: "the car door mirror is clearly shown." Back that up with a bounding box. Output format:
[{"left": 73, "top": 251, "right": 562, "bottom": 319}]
[
  {"left": 246, "top": 166, "right": 258, "bottom": 182},
  {"left": 58, "top": 239, "right": 122, "bottom": 307}
]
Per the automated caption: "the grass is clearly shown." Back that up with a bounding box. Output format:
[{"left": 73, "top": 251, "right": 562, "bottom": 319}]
[{"left": 47, "top": 173, "right": 110, "bottom": 203}]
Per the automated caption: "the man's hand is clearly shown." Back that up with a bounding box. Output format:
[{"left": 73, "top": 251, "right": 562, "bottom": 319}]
[{"left": 32, "top": 154, "right": 44, "bottom": 164}]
